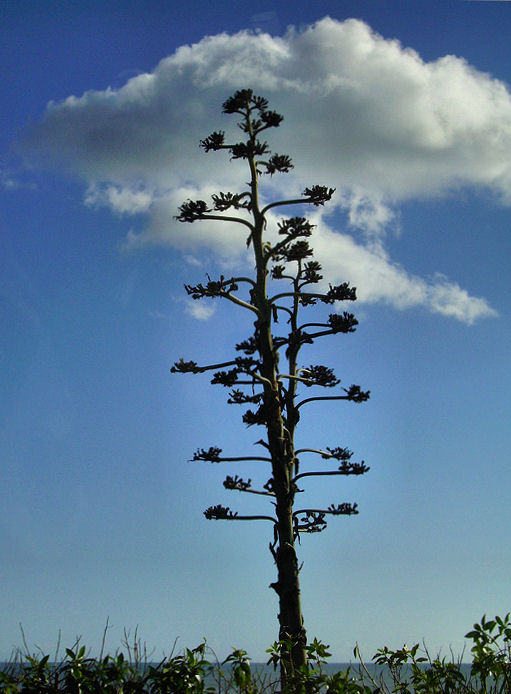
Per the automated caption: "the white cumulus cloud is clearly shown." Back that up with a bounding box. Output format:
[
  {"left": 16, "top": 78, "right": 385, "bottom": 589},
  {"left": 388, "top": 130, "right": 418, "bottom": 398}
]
[
  {"left": 85, "top": 183, "right": 153, "bottom": 214},
  {"left": 22, "top": 16, "right": 510, "bottom": 322},
  {"left": 185, "top": 300, "right": 216, "bottom": 321}
]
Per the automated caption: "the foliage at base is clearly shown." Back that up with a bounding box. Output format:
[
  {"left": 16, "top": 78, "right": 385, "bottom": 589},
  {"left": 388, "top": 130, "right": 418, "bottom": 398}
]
[{"left": 1, "top": 613, "right": 511, "bottom": 693}]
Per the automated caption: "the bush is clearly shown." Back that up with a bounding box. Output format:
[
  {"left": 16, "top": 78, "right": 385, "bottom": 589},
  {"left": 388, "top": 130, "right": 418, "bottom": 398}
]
[{"left": 2, "top": 614, "right": 511, "bottom": 693}]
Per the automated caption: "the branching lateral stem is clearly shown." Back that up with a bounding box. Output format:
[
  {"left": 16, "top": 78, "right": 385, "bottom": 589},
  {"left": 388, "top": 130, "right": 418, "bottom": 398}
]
[
  {"left": 293, "top": 470, "right": 358, "bottom": 483},
  {"left": 296, "top": 395, "right": 353, "bottom": 409},
  {"left": 261, "top": 197, "right": 315, "bottom": 216},
  {"left": 196, "top": 213, "right": 255, "bottom": 231},
  {"left": 221, "top": 292, "right": 260, "bottom": 315},
  {"left": 214, "top": 456, "right": 272, "bottom": 463},
  {"left": 230, "top": 488, "right": 276, "bottom": 497},
  {"left": 221, "top": 514, "right": 277, "bottom": 523}
]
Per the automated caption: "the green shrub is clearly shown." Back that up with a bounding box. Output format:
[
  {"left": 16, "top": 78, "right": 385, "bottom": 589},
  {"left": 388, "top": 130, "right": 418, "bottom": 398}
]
[{"left": 2, "top": 614, "right": 511, "bottom": 693}]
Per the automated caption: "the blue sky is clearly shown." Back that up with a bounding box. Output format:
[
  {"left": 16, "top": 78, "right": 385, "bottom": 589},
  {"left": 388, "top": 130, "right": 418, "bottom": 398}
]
[{"left": 1, "top": 0, "right": 511, "bottom": 663}]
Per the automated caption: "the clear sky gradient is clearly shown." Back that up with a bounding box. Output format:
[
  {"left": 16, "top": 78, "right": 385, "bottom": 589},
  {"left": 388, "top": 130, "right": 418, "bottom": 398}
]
[{"left": 1, "top": 0, "right": 511, "bottom": 662}]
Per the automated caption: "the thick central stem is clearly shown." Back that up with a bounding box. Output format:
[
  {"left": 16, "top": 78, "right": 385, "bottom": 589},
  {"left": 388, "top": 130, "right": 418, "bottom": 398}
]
[
  {"left": 258, "top": 304, "right": 307, "bottom": 683},
  {"left": 245, "top": 115, "right": 307, "bottom": 681}
]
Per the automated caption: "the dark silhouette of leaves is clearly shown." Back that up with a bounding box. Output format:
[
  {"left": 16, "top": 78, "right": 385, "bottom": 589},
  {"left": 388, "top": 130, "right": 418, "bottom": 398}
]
[
  {"left": 234, "top": 356, "right": 260, "bottom": 371},
  {"left": 303, "top": 185, "right": 336, "bottom": 206},
  {"left": 278, "top": 217, "right": 314, "bottom": 239},
  {"left": 170, "top": 359, "right": 200, "bottom": 374},
  {"left": 327, "top": 502, "right": 359, "bottom": 515},
  {"left": 301, "top": 261, "right": 323, "bottom": 285},
  {"left": 285, "top": 330, "right": 313, "bottom": 359},
  {"left": 338, "top": 460, "right": 370, "bottom": 475},
  {"left": 211, "top": 369, "right": 239, "bottom": 387},
  {"left": 222, "top": 89, "right": 257, "bottom": 114},
  {"left": 322, "top": 282, "right": 357, "bottom": 303},
  {"left": 230, "top": 140, "right": 269, "bottom": 160},
  {"left": 235, "top": 337, "right": 258, "bottom": 354},
  {"left": 343, "top": 384, "right": 371, "bottom": 402},
  {"left": 281, "top": 241, "right": 314, "bottom": 263},
  {"left": 242, "top": 406, "right": 268, "bottom": 426},
  {"left": 211, "top": 191, "right": 250, "bottom": 211},
  {"left": 200, "top": 130, "right": 225, "bottom": 152},
  {"left": 223, "top": 475, "right": 252, "bottom": 491},
  {"left": 175, "top": 199, "right": 211, "bottom": 223},
  {"left": 295, "top": 511, "right": 327, "bottom": 533},
  {"left": 321, "top": 446, "right": 353, "bottom": 461},
  {"left": 192, "top": 447, "right": 223, "bottom": 462},
  {"left": 264, "top": 153, "right": 293, "bottom": 175},
  {"left": 328, "top": 312, "right": 358, "bottom": 333},
  {"left": 185, "top": 275, "right": 238, "bottom": 300},
  {"left": 302, "top": 365, "right": 340, "bottom": 388},
  {"left": 204, "top": 505, "right": 238, "bottom": 520},
  {"left": 260, "top": 110, "right": 284, "bottom": 128},
  {"left": 271, "top": 265, "right": 286, "bottom": 279},
  {"left": 227, "top": 389, "right": 263, "bottom": 405}
]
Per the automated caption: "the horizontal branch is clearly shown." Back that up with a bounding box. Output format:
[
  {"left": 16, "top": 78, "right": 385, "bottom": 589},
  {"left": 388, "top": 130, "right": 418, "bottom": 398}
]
[
  {"left": 209, "top": 513, "right": 277, "bottom": 523},
  {"left": 296, "top": 395, "right": 352, "bottom": 409},
  {"left": 298, "top": 322, "right": 331, "bottom": 330},
  {"left": 227, "top": 276, "right": 257, "bottom": 287},
  {"left": 186, "top": 275, "right": 256, "bottom": 300},
  {"left": 195, "top": 212, "right": 255, "bottom": 232},
  {"left": 293, "top": 469, "right": 362, "bottom": 483},
  {"left": 261, "top": 197, "right": 310, "bottom": 216},
  {"left": 299, "top": 313, "right": 358, "bottom": 337},
  {"left": 204, "top": 504, "right": 276, "bottom": 522},
  {"left": 223, "top": 474, "right": 275, "bottom": 496},
  {"left": 278, "top": 373, "right": 314, "bottom": 384},
  {"left": 237, "top": 372, "right": 273, "bottom": 387},
  {"left": 294, "top": 508, "right": 327, "bottom": 517},
  {"left": 230, "top": 515, "right": 277, "bottom": 522},
  {"left": 217, "top": 455, "right": 272, "bottom": 463},
  {"left": 230, "top": 379, "right": 264, "bottom": 386},
  {"left": 221, "top": 291, "right": 260, "bottom": 315},
  {"left": 293, "top": 504, "right": 358, "bottom": 517},
  {"left": 270, "top": 291, "right": 327, "bottom": 304},
  {"left": 260, "top": 187, "right": 334, "bottom": 217},
  {"left": 270, "top": 284, "right": 356, "bottom": 306},
  {"left": 295, "top": 447, "right": 332, "bottom": 456},
  {"left": 269, "top": 291, "right": 302, "bottom": 304},
  {"left": 227, "top": 487, "right": 275, "bottom": 497},
  {"left": 296, "top": 385, "right": 370, "bottom": 408},
  {"left": 300, "top": 328, "right": 335, "bottom": 340},
  {"left": 172, "top": 361, "right": 272, "bottom": 388},
  {"left": 171, "top": 358, "right": 237, "bottom": 374},
  {"left": 192, "top": 447, "right": 271, "bottom": 464}
]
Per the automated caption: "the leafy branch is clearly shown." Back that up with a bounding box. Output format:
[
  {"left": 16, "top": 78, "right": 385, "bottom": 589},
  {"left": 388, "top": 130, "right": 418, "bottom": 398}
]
[{"left": 204, "top": 504, "right": 276, "bottom": 523}]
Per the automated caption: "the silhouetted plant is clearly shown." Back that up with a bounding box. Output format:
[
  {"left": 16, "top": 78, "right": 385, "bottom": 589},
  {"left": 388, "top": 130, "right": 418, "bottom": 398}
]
[
  {"left": 171, "top": 89, "right": 371, "bottom": 688},
  {"left": 466, "top": 613, "right": 511, "bottom": 693},
  {"left": 146, "top": 642, "right": 215, "bottom": 694}
]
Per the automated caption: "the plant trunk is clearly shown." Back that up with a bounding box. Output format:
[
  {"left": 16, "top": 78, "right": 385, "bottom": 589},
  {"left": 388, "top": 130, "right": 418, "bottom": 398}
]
[
  {"left": 274, "top": 497, "right": 307, "bottom": 689},
  {"left": 249, "top": 157, "right": 307, "bottom": 689},
  {"left": 260, "top": 353, "right": 306, "bottom": 686},
  {"left": 254, "top": 298, "right": 307, "bottom": 686},
  {"left": 254, "top": 313, "right": 307, "bottom": 681}
]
